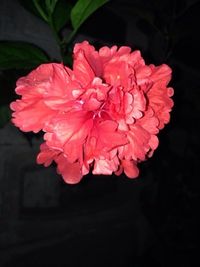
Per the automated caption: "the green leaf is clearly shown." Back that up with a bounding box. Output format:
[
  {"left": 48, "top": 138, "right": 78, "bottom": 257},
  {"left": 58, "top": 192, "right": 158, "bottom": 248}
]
[
  {"left": 45, "top": 0, "right": 59, "bottom": 14},
  {"left": 53, "top": 0, "right": 72, "bottom": 32},
  {"left": 0, "top": 41, "right": 50, "bottom": 70},
  {"left": 19, "top": 0, "right": 42, "bottom": 19},
  {"left": 71, "top": 0, "right": 109, "bottom": 31},
  {"left": 33, "top": 0, "right": 48, "bottom": 21},
  {"left": 19, "top": 0, "right": 48, "bottom": 21},
  {"left": 0, "top": 105, "right": 11, "bottom": 128}
]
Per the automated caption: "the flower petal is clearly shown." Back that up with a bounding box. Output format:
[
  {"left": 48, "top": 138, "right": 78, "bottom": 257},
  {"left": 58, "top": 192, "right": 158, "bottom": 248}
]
[
  {"left": 122, "top": 159, "right": 139, "bottom": 178},
  {"left": 55, "top": 154, "right": 82, "bottom": 184},
  {"left": 10, "top": 99, "right": 57, "bottom": 133}
]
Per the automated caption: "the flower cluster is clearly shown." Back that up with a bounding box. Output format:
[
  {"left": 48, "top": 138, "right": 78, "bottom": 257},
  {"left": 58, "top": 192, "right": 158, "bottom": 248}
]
[{"left": 11, "top": 41, "right": 174, "bottom": 184}]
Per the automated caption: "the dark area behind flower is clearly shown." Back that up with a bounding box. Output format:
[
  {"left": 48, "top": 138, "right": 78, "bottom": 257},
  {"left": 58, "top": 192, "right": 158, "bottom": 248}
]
[{"left": 0, "top": 0, "right": 199, "bottom": 266}]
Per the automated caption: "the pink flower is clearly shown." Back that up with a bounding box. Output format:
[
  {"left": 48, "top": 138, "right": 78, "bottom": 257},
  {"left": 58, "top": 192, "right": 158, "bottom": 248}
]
[{"left": 10, "top": 41, "right": 174, "bottom": 184}]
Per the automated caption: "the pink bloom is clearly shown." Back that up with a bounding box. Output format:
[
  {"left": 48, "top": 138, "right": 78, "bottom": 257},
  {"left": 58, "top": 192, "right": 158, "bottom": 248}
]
[{"left": 10, "top": 41, "right": 174, "bottom": 184}]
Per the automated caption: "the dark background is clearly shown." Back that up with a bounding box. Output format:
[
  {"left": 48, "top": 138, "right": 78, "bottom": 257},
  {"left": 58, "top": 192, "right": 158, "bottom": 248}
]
[{"left": 0, "top": 0, "right": 199, "bottom": 266}]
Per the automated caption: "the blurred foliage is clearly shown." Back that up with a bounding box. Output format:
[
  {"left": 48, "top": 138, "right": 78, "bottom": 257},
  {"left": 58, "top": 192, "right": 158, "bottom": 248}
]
[
  {"left": 70, "top": 0, "right": 108, "bottom": 39},
  {"left": 0, "top": 41, "right": 49, "bottom": 70}
]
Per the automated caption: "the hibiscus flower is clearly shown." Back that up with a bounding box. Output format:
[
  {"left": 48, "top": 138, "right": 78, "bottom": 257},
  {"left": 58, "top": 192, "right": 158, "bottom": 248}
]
[{"left": 10, "top": 41, "right": 174, "bottom": 184}]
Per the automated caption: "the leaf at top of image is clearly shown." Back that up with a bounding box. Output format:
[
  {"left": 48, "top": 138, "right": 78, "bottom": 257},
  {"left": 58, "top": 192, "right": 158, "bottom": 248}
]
[
  {"left": 45, "top": 0, "right": 59, "bottom": 14},
  {"left": 0, "top": 41, "right": 50, "bottom": 70},
  {"left": 71, "top": 0, "right": 109, "bottom": 31},
  {"left": 19, "top": 0, "right": 46, "bottom": 20},
  {"left": 53, "top": 0, "right": 72, "bottom": 32}
]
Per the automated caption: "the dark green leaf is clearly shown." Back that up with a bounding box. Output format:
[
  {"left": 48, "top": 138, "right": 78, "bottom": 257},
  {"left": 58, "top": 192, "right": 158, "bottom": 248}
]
[
  {"left": 32, "top": 0, "right": 49, "bottom": 21},
  {"left": 0, "top": 105, "right": 11, "bottom": 128},
  {"left": 0, "top": 41, "right": 49, "bottom": 70},
  {"left": 71, "top": 0, "right": 109, "bottom": 31},
  {"left": 53, "top": 0, "right": 72, "bottom": 32},
  {"left": 45, "top": 0, "right": 58, "bottom": 14},
  {"left": 19, "top": 0, "right": 46, "bottom": 20}
]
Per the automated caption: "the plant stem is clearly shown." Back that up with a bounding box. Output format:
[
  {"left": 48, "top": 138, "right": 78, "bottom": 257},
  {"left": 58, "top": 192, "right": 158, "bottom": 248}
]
[
  {"left": 51, "top": 21, "right": 66, "bottom": 61},
  {"left": 48, "top": 16, "right": 61, "bottom": 45},
  {"left": 33, "top": 0, "right": 70, "bottom": 62},
  {"left": 62, "top": 29, "right": 78, "bottom": 46}
]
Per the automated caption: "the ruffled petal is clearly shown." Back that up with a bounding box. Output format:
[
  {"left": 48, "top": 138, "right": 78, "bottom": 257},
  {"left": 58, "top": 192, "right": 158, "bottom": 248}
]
[
  {"left": 147, "top": 65, "right": 174, "bottom": 129},
  {"left": 73, "top": 47, "right": 95, "bottom": 86},
  {"left": 55, "top": 154, "right": 82, "bottom": 184},
  {"left": 122, "top": 159, "right": 139, "bottom": 178},
  {"left": 10, "top": 99, "right": 57, "bottom": 133},
  {"left": 37, "top": 143, "right": 59, "bottom": 167},
  {"left": 74, "top": 41, "right": 102, "bottom": 77}
]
